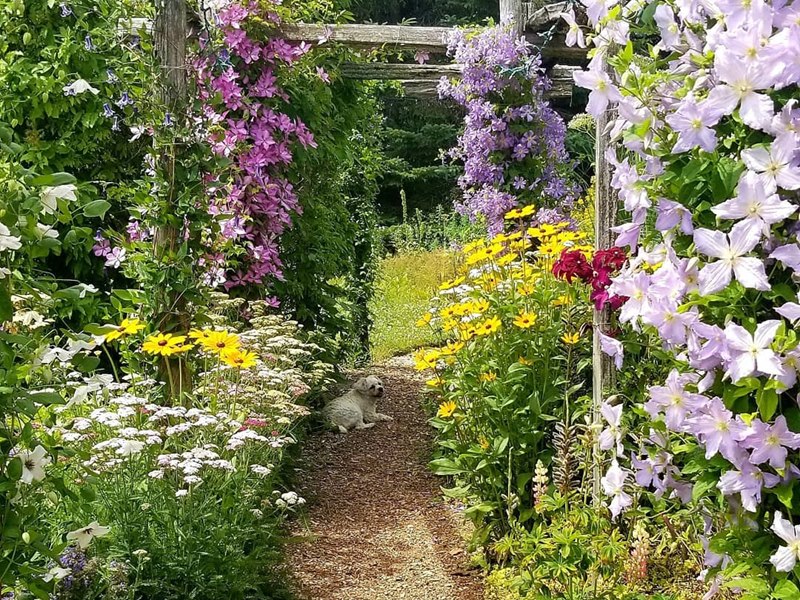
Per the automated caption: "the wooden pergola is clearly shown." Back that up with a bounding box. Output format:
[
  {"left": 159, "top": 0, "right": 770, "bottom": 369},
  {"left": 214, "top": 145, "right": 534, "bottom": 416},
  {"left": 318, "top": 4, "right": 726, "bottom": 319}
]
[{"left": 154, "top": 0, "right": 614, "bottom": 498}]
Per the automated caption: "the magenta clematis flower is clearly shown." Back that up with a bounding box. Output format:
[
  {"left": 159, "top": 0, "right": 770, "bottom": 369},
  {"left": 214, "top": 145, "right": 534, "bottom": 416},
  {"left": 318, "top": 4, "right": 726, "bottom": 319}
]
[
  {"left": 687, "top": 398, "right": 747, "bottom": 462},
  {"left": 703, "top": 50, "right": 775, "bottom": 130},
  {"left": 666, "top": 101, "right": 720, "bottom": 153},
  {"left": 573, "top": 67, "right": 622, "bottom": 118},
  {"left": 711, "top": 171, "right": 796, "bottom": 227},
  {"left": 723, "top": 320, "right": 784, "bottom": 382},
  {"left": 742, "top": 136, "right": 800, "bottom": 190},
  {"left": 694, "top": 220, "right": 770, "bottom": 295},
  {"left": 770, "top": 512, "right": 800, "bottom": 572}
]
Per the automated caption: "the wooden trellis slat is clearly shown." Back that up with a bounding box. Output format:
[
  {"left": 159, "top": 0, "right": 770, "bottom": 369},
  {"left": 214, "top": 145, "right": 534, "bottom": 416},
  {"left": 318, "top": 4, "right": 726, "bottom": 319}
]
[
  {"left": 340, "top": 63, "right": 578, "bottom": 102},
  {"left": 279, "top": 23, "right": 453, "bottom": 53}
]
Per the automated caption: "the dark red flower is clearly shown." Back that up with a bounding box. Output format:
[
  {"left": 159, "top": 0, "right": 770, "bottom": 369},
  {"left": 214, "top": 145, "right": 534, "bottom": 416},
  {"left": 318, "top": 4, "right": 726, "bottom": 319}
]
[
  {"left": 592, "top": 247, "right": 627, "bottom": 272},
  {"left": 553, "top": 249, "right": 593, "bottom": 284}
]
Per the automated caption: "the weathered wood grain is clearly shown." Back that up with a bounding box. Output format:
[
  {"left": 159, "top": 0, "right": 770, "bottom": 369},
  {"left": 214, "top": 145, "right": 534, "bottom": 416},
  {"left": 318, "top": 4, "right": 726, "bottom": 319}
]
[{"left": 279, "top": 23, "right": 452, "bottom": 52}]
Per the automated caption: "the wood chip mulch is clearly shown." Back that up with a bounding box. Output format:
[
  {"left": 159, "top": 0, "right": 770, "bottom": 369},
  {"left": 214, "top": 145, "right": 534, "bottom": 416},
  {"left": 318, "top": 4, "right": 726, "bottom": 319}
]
[{"left": 286, "top": 359, "right": 484, "bottom": 600}]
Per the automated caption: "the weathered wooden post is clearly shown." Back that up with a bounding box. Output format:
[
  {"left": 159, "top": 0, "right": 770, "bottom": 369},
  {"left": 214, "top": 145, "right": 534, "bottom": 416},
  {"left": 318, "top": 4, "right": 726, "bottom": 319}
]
[
  {"left": 591, "top": 58, "right": 618, "bottom": 504},
  {"left": 499, "top": 0, "right": 525, "bottom": 36},
  {"left": 153, "top": 0, "right": 192, "bottom": 398}
]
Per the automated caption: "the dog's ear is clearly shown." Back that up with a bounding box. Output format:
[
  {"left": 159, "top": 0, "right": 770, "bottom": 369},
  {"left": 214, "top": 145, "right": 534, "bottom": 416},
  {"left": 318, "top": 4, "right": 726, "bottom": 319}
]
[{"left": 353, "top": 377, "right": 369, "bottom": 393}]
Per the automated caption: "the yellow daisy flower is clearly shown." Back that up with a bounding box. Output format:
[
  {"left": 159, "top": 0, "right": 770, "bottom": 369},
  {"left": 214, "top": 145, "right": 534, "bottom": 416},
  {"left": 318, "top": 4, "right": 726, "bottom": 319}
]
[
  {"left": 142, "top": 333, "right": 191, "bottom": 356},
  {"left": 475, "top": 316, "right": 502, "bottom": 336},
  {"left": 518, "top": 356, "right": 532, "bottom": 365},
  {"left": 480, "top": 371, "right": 497, "bottom": 382},
  {"left": 562, "top": 332, "right": 580, "bottom": 345},
  {"left": 202, "top": 330, "right": 241, "bottom": 354},
  {"left": 188, "top": 328, "right": 214, "bottom": 342},
  {"left": 437, "top": 400, "right": 457, "bottom": 418},
  {"left": 416, "top": 312, "right": 433, "bottom": 328},
  {"left": 513, "top": 312, "right": 538, "bottom": 329},
  {"left": 221, "top": 348, "right": 258, "bottom": 369},
  {"left": 478, "top": 436, "right": 490, "bottom": 451},
  {"left": 105, "top": 318, "right": 145, "bottom": 342}
]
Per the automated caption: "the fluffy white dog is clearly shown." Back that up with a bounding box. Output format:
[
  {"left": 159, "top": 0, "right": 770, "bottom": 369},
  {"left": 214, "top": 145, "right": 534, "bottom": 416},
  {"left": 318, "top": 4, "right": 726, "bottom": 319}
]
[{"left": 323, "top": 375, "right": 393, "bottom": 433}]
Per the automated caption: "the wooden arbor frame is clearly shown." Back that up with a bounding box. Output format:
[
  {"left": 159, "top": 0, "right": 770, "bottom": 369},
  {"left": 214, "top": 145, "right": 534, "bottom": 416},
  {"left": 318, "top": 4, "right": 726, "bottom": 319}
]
[{"left": 155, "top": 0, "right": 614, "bottom": 496}]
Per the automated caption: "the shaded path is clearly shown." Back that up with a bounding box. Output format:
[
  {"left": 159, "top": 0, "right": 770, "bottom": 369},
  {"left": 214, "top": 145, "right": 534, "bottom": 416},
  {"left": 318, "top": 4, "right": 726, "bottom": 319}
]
[{"left": 288, "top": 358, "right": 484, "bottom": 600}]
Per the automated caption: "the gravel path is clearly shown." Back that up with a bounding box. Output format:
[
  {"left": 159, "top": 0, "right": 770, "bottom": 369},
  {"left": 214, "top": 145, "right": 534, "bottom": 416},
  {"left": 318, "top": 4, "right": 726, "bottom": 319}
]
[{"left": 288, "top": 358, "right": 484, "bottom": 600}]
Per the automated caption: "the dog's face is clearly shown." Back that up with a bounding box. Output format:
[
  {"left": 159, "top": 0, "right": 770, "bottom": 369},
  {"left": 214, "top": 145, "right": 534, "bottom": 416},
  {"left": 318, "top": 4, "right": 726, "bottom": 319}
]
[{"left": 355, "top": 375, "right": 384, "bottom": 398}]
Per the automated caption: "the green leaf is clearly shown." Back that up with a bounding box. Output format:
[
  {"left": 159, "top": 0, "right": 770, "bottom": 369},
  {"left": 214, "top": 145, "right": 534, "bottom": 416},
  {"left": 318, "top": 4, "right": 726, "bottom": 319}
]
[
  {"left": 6, "top": 456, "right": 22, "bottom": 480},
  {"left": 429, "top": 458, "right": 466, "bottom": 476},
  {"left": 82, "top": 200, "right": 111, "bottom": 218},
  {"left": 0, "top": 286, "right": 12, "bottom": 323},
  {"left": 757, "top": 387, "right": 779, "bottom": 421},
  {"left": 724, "top": 577, "right": 769, "bottom": 595},
  {"left": 773, "top": 580, "right": 800, "bottom": 599},
  {"left": 29, "top": 172, "right": 76, "bottom": 187}
]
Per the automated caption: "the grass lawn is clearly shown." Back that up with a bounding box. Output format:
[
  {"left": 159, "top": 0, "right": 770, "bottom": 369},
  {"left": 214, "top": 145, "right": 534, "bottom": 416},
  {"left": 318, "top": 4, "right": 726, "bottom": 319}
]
[{"left": 370, "top": 250, "right": 459, "bottom": 362}]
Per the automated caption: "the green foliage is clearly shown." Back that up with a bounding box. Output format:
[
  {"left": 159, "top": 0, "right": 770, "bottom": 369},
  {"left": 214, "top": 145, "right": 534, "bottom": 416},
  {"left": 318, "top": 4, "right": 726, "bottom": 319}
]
[
  {"left": 352, "top": 0, "right": 498, "bottom": 25},
  {"left": 381, "top": 201, "right": 485, "bottom": 254}
]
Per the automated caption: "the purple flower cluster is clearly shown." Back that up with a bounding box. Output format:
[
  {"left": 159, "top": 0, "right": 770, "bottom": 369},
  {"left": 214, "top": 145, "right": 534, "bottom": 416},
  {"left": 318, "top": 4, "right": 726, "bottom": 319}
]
[
  {"left": 195, "top": 1, "right": 317, "bottom": 289},
  {"left": 438, "top": 26, "right": 578, "bottom": 235},
  {"left": 570, "top": 0, "right": 800, "bottom": 581}
]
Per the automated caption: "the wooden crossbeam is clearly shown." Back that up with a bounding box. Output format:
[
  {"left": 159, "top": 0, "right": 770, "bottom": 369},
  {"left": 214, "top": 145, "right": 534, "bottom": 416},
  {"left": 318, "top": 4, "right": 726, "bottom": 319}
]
[
  {"left": 280, "top": 23, "right": 452, "bottom": 52},
  {"left": 358, "top": 63, "right": 577, "bottom": 101}
]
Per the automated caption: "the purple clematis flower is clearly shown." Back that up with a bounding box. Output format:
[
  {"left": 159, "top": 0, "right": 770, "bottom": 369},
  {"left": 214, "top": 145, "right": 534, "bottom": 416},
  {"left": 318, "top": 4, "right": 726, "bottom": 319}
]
[
  {"left": 702, "top": 49, "right": 775, "bottom": 130},
  {"left": 601, "top": 461, "right": 631, "bottom": 520},
  {"left": 687, "top": 397, "right": 747, "bottom": 462},
  {"left": 666, "top": 101, "right": 720, "bottom": 153},
  {"left": 770, "top": 512, "right": 800, "bottom": 572},
  {"left": 711, "top": 171, "right": 796, "bottom": 227},
  {"left": 694, "top": 220, "right": 770, "bottom": 295},
  {"left": 599, "top": 401, "right": 624, "bottom": 456},
  {"left": 743, "top": 416, "right": 800, "bottom": 469},
  {"left": 559, "top": 8, "right": 586, "bottom": 48},
  {"left": 598, "top": 330, "right": 624, "bottom": 369},
  {"left": 723, "top": 320, "right": 785, "bottom": 382},
  {"left": 718, "top": 464, "right": 779, "bottom": 512},
  {"left": 645, "top": 369, "right": 705, "bottom": 431},
  {"left": 770, "top": 243, "right": 800, "bottom": 273},
  {"left": 573, "top": 67, "right": 622, "bottom": 118},
  {"left": 742, "top": 136, "right": 800, "bottom": 190}
]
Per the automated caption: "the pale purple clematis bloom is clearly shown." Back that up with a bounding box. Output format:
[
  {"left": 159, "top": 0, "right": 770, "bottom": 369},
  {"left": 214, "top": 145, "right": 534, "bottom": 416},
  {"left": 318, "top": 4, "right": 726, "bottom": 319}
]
[
  {"left": 776, "top": 294, "right": 800, "bottom": 323},
  {"left": 655, "top": 198, "right": 694, "bottom": 233},
  {"left": 666, "top": 101, "right": 720, "bottom": 153},
  {"left": 687, "top": 397, "right": 747, "bottom": 462},
  {"left": 743, "top": 416, "right": 800, "bottom": 469},
  {"left": 654, "top": 4, "right": 681, "bottom": 50},
  {"left": 601, "top": 461, "right": 632, "bottom": 520},
  {"left": 770, "top": 512, "right": 800, "bottom": 572},
  {"left": 104, "top": 247, "right": 126, "bottom": 269},
  {"left": 573, "top": 67, "right": 623, "bottom": 119},
  {"left": 643, "top": 300, "right": 697, "bottom": 346},
  {"left": 703, "top": 50, "right": 775, "bottom": 130},
  {"left": 598, "top": 331, "right": 624, "bottom": 369},
  {"left": 711, "top": 171, "right": 796, "bottom": 228},
  {"left": 770, "top": 243, "right": 800, "bottom": 273},
  {"left": 718, "top": 464, "right": 779, "bottom": 512},
  {"left": 689, "top": 321, "right": 727, "bottom": 371},
  {"left": 599, "top": 401, "right": 624, "bottom": 456},
  {"left": 580, "top": 0, "right": 617, "bottom": 25},
  {"left": 632, "top": 454, "right": 661, "bottom": 488},
  {"left": 559, "top": 8, "right": 586, "bottom": 48},
  {"left": 609, "top": 271, "right": 651, "bottom": 324},
  {"left": 723, "top": 320, "right": 785, "bottom": 382},
  {"left": 742, "top": 135, "right": 800, "bottom": 190},
  {"left": 694, "top": 220, "right": 770, "bottom": 296},
  {"left": 645, "top": 369, "right": 705, "bottom": 431}
]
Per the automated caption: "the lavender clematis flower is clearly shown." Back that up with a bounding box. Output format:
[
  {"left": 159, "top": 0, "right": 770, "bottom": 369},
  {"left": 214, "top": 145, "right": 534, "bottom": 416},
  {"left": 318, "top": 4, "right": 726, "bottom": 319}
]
[
  {"left": 703, "top": 49, "right": 775, "bottom": 130},
  {"left": 601, "top": 461, "right": 632, "bottom": 520},
  {"left": 723, "top": 320, "right": 785, "bottom": 382},
  {"left": 718, "top": 464, "right": 779, "bottom": 512},
  {"left": 770, "top": 243, "right": 800, "bottom": 273},
  {"left": 655, "top": 198, "right": 694, "bottom": 233},
  {"left": 770, "top": 512, "right": 800, "bottom": 572},
  {"left": 687, "top": 398, "right": 747, "bottom": 462},
  {"left": 694, "top": 220, "right": 770, "bottom": 295},
  {"left": 645, "top": 369, "right": 705, "bottom": 431},
  {"left": 742, "top": 136, "right": 800, "bottom": 190},
  {"left": 573, "top": 67, "right": 622, "bottom": 118},
  {"left": 711, "top": 171, "right": 796, "bottom": 227},
  {"left": 743, "top": 416, "right": 800, "bottom": 469},
  {"left": 599, "top": 401, "right": 624, "bottom": 456},
  {"left": 776, "top": 294, "right": 800, "bottom": 323},
  {"left": 666, "top": 100, "right": 722, "bottom": 153},
  {"left": 579, "top": 0, "right": 617, "bottom": 25},
  {"left": 654, "top": 4, "right": 681, "bottom": 49},
  {"left": 598, "top": 331, "right": 624, "bottom": 369},
  {"left": 559, "top": 8, "right": 586, "bottom": 48}
]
